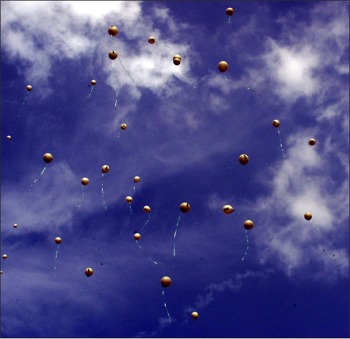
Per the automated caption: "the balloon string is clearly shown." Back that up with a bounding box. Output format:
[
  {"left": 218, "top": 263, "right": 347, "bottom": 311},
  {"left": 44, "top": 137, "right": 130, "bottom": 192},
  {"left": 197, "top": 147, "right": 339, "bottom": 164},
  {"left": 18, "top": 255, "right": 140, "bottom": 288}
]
[
  {"left": 118, "top": 57, "right": 135, "bottom": 83},
  {"left": 17, "top": 93, "right": 29, "bottom": 118},
  {"left": 228, "top": 17, "right": 231, "bottom": 24},
  {"left": 136, "top": 241, "right": 158, "bottom": 265},
  {"left": 241, "top": 230, "right": 249, "bottom": 262},
  {"left": 277, "top": 129, "right": 286, "bottom": 158},
  {"left": 142, "top": 214, "right": 151, "bottom": 229},
  {"left": 162, "top": 290, "right": 172, "bottom": 322},
  {"left": 112, "top": 61, "right": 119, "bottom": 111},
  {"left": 129, "top": 204, "right": 133, "bottom": 216},
  {"left": 53, "top": 244, "right": 60, "bottom": 277},
  {"left": 222, "top": 73, "right": 229, "bottom": 82},
  {"left": 81, "top": 86, "right": 94, "bottom": 113},
  {"left": 101, "top": 173, "right": 107, "bottom": 210},
  {"left": 173, "top": 214, "right": 182, "bottom": 258},
  {"left": 30, "top": 165, "right": 47, "bottom": 188},
  {"left": 78, "top": 185, "right": 84, "bottom": 208}
]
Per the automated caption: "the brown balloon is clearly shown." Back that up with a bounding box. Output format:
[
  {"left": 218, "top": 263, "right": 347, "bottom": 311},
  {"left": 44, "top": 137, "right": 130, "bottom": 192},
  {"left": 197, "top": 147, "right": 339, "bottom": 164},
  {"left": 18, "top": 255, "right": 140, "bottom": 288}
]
[
  {"left": 173, "top": 54, "right": 181, "bottom": 66},
  {"left": 304, "top": 212, "right": 312, "bottom": 221},
  {"left": 148, "top": 36, "right": 156, "bottom": 44},
  {"left": 218, "top": 61, "right": 228, "bottom": 73},
  {"left": 308, "top": 138, "right": 316, "bottom": 146},
  {"left": 101, "top": 165, "right": 110, "bottom": 173},
  {"left": 223, "top": 205, "right": 234, "bottom": 214},
  {"left": 120, "top": 123, "right": 127, "bottom": 130},
  {"left": 13, "top": 223, "right": 18, "bottom": 228},
  {"left": 226, "top": 7, "right": 234, "bottom": 16},
  {"left": 180, "top": 202, "right": 190, "bottom": 213},
  {"left": 108, "top": 26, "right": 119, "bottom": 37},
  {"left": 26, "top": 85, "right": 33, "bottom": 91},
  {"left": 133, "top": 176, "right": 140, "bottom": 183},
  {"left": 2, "top": 254, "right": 8, "bottom": 260},
  {"left": 272, "top": 120, "right": 280, "bottom": 128},
  {"left": 43, "top": 153, "right": 53, "bottom": 164},
  {"left": 85, "top": 267, "right": 93, "bottom": 277},
  {"left": 243, "top": 220, "right": 254, "bottom": 230},
  {"left": 55, "top": 237, "right": 62, "bottom": 244},
  {"left": 126, "top": 196, "right": 133, "bottom": 204},
  {"left": 143, "top": 205, "right": 151, "bottom": 213},
  {"left": 90, "top": 80, "right": 97, "bottom": 86},
  {"left": 160, "top": 276, "right": 172, "bottom": 288},
  {"left": 134, "top": 232, "right": 141, "bottom": 241},
  {"left": 191, "top": 311, "right": 199, "bottom": 320},
  {"left": 239, "top": 154, "right": 249, "bottom": 165},
  {"left": 6, "top": 135, "right": 11, "bottom": 140},
  {"left": 109, "top": 50, "right": 118, "bottom": 60},
  {"left": 81, "top": 177, "right": 89, "bottom": 185}
]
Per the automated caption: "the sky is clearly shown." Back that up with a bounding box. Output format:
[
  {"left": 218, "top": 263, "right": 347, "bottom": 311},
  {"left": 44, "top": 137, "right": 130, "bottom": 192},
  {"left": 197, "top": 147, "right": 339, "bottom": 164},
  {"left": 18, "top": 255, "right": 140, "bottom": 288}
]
[{"left": 1, "top": 1, "right": 349, "bottom": 338}]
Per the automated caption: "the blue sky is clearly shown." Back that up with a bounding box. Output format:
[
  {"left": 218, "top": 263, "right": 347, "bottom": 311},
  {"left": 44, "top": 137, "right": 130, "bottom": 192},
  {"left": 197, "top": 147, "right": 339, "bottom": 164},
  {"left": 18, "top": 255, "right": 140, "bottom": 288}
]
[{"left": 1, "top": 1, "right": 349, "bottom": 338}]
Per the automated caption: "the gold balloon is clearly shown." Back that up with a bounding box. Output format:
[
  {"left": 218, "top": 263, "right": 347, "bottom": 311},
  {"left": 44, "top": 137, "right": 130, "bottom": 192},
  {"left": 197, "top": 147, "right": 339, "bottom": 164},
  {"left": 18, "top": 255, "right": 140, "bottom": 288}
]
[
  {"left": 304, "top": 212, "right": 312, "bottom": 221},
  {"left": 243, "top": 220, "right": 254, "bottom": 230},
  {"left": 218, "top": 61, "right": 228, "bottom": 73},
  {"left": 101, "top": 165, "right": 110, "bottom": 173},
  {"left": 2, "top": 254, "right": 8, "bottom": 259},
  {"left": 191, "top": 311, "right": 199, "bottom": 319},
  {"left": 226, "top": 7, "right": 234, "bottom": 16},
  {"left": 308, "top": 138, "right": 316, "bottom": 146},
  {"left": 143, "top": 205, "right": 151, "bottom": 213},
  {"left": 134, "top": 232, "right": 141, "bottom": 241},
  {"left": 148, "top": 36, "right": 156, "bottom": 44},
  {"left": 173, "top": 54, "right": 181, "bottom": 66},
  {"left": 180, "top": 202, "right": 190, "bottom": 213},
  {"left": 160, "top": 276, "right": 172, "bottom": 288},
  {"left": 108, "top": 25, "right": 119, "bottom": 37},
  {"left": 133, "top": 176, "right": 140, "bottom": 183},
  {"left": 120, "top": 123, "right": 127, "bottom": 130},
  {"left": 26, "top": 85, "right": 33, "bottom": 91},
  {"left": 109, "top": 50, "right": 118, "bottom": 60},
  {"left": 90, "top": 80, "right": 97, "bottom": 86},
  {"left": 6, "top": 135, "right": 11, "bottom": 140},
  {"left": 223, "top": 205, "right": 234, "bottom": 214},
  {"left": 81, "top": 177, "right": 89, "bottom": 185},
  {"left": 43, "top": 153, "right": 53, "bottom": 164},
  {"left": 55, "top": 237, "right": 62, "bottom": 244},
  {"left": 13, "top": 223, "right": 18, "bottom": 228},
  {"left": 126, "top": 196, "right": 133, "bottom": 204},
  {"left": 272, "top": 120, "right": 280, "bottom": 128},
  {"left": 85, "top": 267, "right": 93, "bottom": 277},
  {"left": 239, "top": 154, "right": 249, "bottom": 165}
]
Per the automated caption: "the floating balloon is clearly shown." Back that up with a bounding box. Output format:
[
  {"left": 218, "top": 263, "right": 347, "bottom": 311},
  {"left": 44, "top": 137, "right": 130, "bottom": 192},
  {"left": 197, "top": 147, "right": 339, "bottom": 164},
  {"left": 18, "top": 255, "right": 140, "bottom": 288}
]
[
  {"left": 2, "top": 254, "right": 8, "bottom": 260},
  {"left": 43, "top": 153, "right": 53, "bottom": 164},
  {"left": 13, "top": 223, "right": 18, "bottom": 228},
  {"left": 173, "top": 54, "right": 181, "bottom": 66},
  {"left": 272, "top": 120, "right": 280, "bottom": 128},
  {"left": 101, "top": 165, "right": 110, "bottom": 173},
  {"left": 161, "top": 276, "right": 172, "bottom": 288},
  {"left": 101, "top": 166, "right": 110, "bottom": 210},
  {"left": 191, "top": 312, "right": 199, "bottom": 320},
  {"left": 226, "top": 7, "right": 234, "bottom": 16},
  {"left": 309, "top": 138, "right": 316, "bottom": 146},
  {"left": 0, "top": 270, "right": 2, "bottom": 274},
  {"left": 304, "top": 212, "right": 312, "bottom": 221},
  {"left": 180, "top": 202, "right": 190, "bottom": 213},
  {"left": 134, "top": 176, "right": 140, "bottom": 183},
  {"left": 109, "top": 50, "right": 118, "bottom": 60},
  {"left": 85, "top": 267, "right": 94, "bottom": 277},
  {"left": 243, "top": 220, "right": 254, "bottom": 230},
  {"left": 90, "top": 80, "right": 97, "bottom": 86},
  {"left": 26, "top": 85, "right": 33, "bottom": 92},
  {"left": 81, "top": 177, "right": 89, "bottom": 185},
  {"left": 143, "top": 205, "right": 151, "bottom": 213},
  {"left": 55, "top": 237, "right": 62, "bottom": 244},
  {"left": 126, "top": 196, "right": 133, "bottom": 204},
  {"left": 6, "top": 135, "right": 11, "bottom": 140},
  {"left": 218, "top": 61, "right": 228, "bottom": 73},
  {"left": 223, "top": 205, "right": 234, "bottom": 214},
  {"left": 120, "top": 123, "right": 127, "bottom": 130},
  {"left": 108, "top": 25, "right": 119, "bottom": 37},
  {"left": 148, "top": 36, "right": 156, "bottom": 44},
  {"left": 134, "top": 232, "right": 141, "bottom": 241},
  {"left": 239, "top": 154, "right": 249, "bottom": 165}
]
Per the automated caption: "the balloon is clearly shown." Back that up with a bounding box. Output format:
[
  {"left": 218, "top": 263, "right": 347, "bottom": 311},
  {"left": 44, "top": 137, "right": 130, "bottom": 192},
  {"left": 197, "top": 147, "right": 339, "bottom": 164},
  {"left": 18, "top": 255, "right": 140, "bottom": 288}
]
[
  {"left": 134, "top": 232, "right": 141, "bottom": 241},
  {"left": 226, "top": 7, "right": 234, "bottom": 16},
  {"left": 120, "top": 123, "right": 127, "bottom": 130},
  {"left": 134, "top": 176, "right": 140, "bottom": 183},
  {"left": 308, "top": 138, "right": 316, "bottom": 146},
  {"left": 101, "top": 165, "right": 110, "bottom": 173},
  {"left": 13, "top": 223, "right": 18, "bottom": 228},
  {"left": 243, "top": 220, "right": 254, "bottom": 230},
  {"left": 0, "top": 270, "right": 2, "bottom": 274},
  {"left": 223, "top": 205, "right": 234, "bottom": 214},
  {"left": 108, "top": 26, "right": 119, "bottom": 37},
  {"left": 239, "top": 154, "right": 249, "bottom": 165},
  {"left": 55, "top": 237, "right": 62, "bottom": 244},
  {"left": 85, "top": 267, "right": 93, "bottom": 277},
  {"left": 109, "top": 50, "right": 118, "bottom": 60},
  {"left": 2, "top": 254, "right": 8, "bottom": 260},
  {"left": 126, "top": 196, "right": 133, "bottom": 204},
  {"left": 304, "top": 212, "right": 312, "bottom": 221},
  {"left": 180, "top": 202, "right": 190, "bottom": 213},
  {"left": 173, "top": 54, "right": 181, "bottom": 66},
  {"left": 160, "top": 276, "right": 172, "bottom": 288},
  {"left": 26, "top": 85, "right": 33, "bottom": 91},
  {"left": 148, "top": 36, "right": 156, "bottom": 44},
  {"left": 43, "top": 153, "right": 53, "bottom": 164},
  {"left": 218, "top": 61, "right": 228, "bottom": 73},
  {"left": 143, "top": 205, "right": 151, "bottom": 213},
  {"left": 272, "top": 120, "right": 280, "bottom": 128},
  {"left": 90, "top": 80, "right": 97, "bottom": 86},
  {"left": 6, "top": 135, "right": 11, "bottom": 140},
  {"left": 191, "top": 311, "right": 199, "bottom": 320},
  {"left": 81, "top": 177, "right": 89, "bottom": 185}
]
